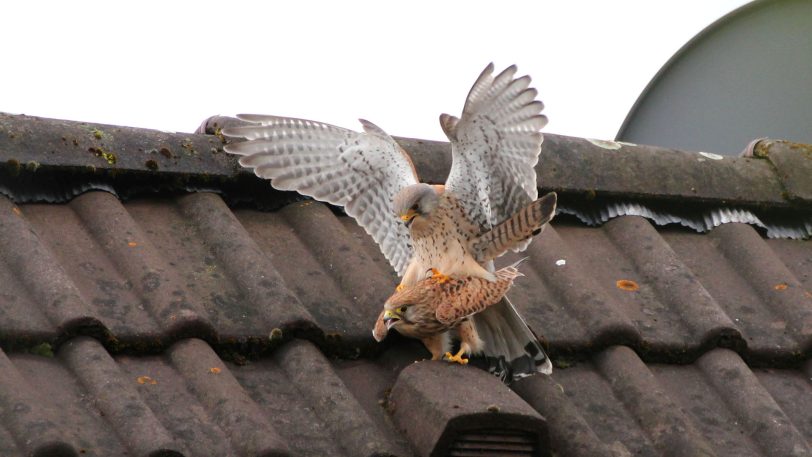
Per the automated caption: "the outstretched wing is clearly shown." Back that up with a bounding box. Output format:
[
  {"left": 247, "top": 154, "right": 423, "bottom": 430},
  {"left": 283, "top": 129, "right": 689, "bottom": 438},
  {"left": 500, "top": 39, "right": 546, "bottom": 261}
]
[
  {"left": 223, "top": 114, "right": 419, "bottom": 275},
  {"left": 442, "top": 64, "right": 547, "bottom": 247},
  {"left": 470, "top": 192, "right": 557, "bottom": 263}
]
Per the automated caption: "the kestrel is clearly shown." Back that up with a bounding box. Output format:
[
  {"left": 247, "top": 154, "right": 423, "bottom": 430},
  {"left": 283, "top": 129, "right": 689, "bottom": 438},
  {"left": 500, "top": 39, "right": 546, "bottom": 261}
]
[
  {"left": 373, "top": 262, "right": 525, "bottom": 365},
  {"left": 224, "top": 63, "right": 555, "bottom": 380}
]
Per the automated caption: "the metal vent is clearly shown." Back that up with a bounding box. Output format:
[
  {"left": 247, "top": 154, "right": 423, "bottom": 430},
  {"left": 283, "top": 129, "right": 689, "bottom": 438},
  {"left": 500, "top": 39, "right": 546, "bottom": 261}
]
[{"left": 448, "top": 429, "right": 538, "bottom": 457}]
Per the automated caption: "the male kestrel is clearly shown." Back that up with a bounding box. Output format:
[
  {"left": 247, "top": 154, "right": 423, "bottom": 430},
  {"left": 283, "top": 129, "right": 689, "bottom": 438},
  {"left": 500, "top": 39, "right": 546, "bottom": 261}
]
[
  {"left": 373, "top": 262, "right": 525, "bottom": 365},
  {"left": 224, "top": 63, "right": 555, "bottom": 380}
]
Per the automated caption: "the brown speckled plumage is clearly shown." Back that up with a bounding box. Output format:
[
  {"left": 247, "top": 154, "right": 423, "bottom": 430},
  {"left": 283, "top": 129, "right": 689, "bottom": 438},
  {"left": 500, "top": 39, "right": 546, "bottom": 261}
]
[
  {"left": 404, "top": 192, "right": 493, "bottom": 285},
  {"left": 375, "top": 264, "right": 523, "bottom": 355}
]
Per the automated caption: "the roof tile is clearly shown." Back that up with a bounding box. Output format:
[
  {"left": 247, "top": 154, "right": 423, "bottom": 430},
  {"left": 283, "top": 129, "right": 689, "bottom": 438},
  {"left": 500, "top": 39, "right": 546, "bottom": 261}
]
[
  {"left": 1, "top": 318, "right": 811, "bottom": 456},
  {"left": 691, "top": 349, "right": 811, "bottom": 456},
  {"left": 754, "top": 140, "right": 812, "bottom": 203},
  {"left": 592, "top": 346, "right": 716, "bottom": 457},
  {"left": 0, "top": 196, "right": 103, "bottom": 342},
  {"left": 604, "top": 216, "right": 737, "bottom": 350},
  {"left": 3, "top": 192, "right": 811, "bottom": 364},
  {"left": 166, "top": 338, "right": 289, "bottom": 456},
  {"left": 271, "top": 340, "right": 404, "bottom": 456},
  {"left": 174, "top": 193, "right": 315, "bottom": 337},
  {"left": 0, "top": 348, "right": 84, "bottom": 456},
  {"left": 539, "top": 134, "right": 790, "bottom": 207},
  {"left": 512, "top": 223, "right": 641, "bottom": 350},
  {"left": 391, "top": 361, "right": 549, "bottom": 457},
  {"left": 515, "top": 346, "right": 812, "bottom": 457},
  {"left": 70, "top": 192, "right": 217, "bottom": 340},
  {"left": 709, "top": 223, "right": 812, "bottom": 354},
  {"left": 1, "top": 113, "right": 812, "bottom": 456},
  {"left": 0, "top": 337, "right": 417, "bottom": 457},
  {"left": 61, "top": 337, "right": 186, "bottom": 456}
]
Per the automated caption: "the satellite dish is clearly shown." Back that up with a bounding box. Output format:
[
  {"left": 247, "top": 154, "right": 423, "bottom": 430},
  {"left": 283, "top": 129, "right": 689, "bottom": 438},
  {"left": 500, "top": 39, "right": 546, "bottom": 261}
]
[{"left": 617, "top": 0, "right": 812, "bottom": 155}]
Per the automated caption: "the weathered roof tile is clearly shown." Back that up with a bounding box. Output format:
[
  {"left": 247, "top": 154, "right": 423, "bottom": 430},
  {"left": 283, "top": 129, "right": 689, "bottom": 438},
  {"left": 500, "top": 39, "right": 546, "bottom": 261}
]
[
  {"left": 270, "top": 340, "right": 405, "bottom": 456},
  {"left": 515, "top": 346, "right": 812, "bottom": 457},
  {"left": 392, "top": 361, "right": 549, "bottom": 457},
  {"left": 166, "top": 338, "right": 289, "bottom": 457},
  {"left": 61, "top": 337, "right": 186, "bottom": 456},
  {"left": 754, "top": 140, "right": 812, "bottom": 203},
  {"left": 3, "top": 191, "right": 811, "bottom": 366},
  {"left": 1, "top": 112, "right": 811, "bottom": 456}
]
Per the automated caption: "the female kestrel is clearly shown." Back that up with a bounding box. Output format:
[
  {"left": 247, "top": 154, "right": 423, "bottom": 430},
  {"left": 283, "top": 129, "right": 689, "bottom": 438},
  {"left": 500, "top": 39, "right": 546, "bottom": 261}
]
[
  {"left": 224, "top": 63, "right": 554, "bottom": 380},
  {"left": 373, "top": 262, "right": 525, "bottom": 366}
]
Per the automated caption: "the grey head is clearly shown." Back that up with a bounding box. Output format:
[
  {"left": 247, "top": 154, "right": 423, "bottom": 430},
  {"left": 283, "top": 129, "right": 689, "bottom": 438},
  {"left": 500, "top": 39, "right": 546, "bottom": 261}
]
[{"left": 392, "top": 183, "right": 440, "bottom": 227}]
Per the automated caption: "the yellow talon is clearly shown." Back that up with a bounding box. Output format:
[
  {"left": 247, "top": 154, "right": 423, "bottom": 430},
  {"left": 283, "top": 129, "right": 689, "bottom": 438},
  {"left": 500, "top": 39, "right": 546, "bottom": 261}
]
[
  {"left": 430, "top": 268, "right": 451, "bottom": 284},
  {"left": 395, "top": 283, "right": 405, "bottom": 292},
  {"left": 443, "top": 349, "right": 469, "bottom": 365}
]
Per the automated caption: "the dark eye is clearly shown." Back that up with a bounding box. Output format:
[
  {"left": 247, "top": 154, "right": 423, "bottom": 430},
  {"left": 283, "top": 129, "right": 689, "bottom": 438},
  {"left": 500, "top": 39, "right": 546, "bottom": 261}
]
[
  {"left": 410, "top": 204, "right": 419, "bottom": 211},
  {"left": 398, "top": 306, "right": 408, "bottom": 313}
]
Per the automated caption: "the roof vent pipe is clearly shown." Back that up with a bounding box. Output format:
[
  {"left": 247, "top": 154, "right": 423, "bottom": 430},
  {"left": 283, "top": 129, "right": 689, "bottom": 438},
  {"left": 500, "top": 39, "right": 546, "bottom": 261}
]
[{"left": 389, "top": 362, "right": 549, "bottom": 457}]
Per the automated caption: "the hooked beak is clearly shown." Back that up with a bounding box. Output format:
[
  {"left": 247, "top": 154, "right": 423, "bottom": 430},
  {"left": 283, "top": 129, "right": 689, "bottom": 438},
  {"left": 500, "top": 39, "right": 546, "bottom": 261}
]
[
  {"left": 383, "top": 309, "right": 401, "bottom": 330},
  {"left": 400, "top": 209, "right": 417, "bottom": 227}
]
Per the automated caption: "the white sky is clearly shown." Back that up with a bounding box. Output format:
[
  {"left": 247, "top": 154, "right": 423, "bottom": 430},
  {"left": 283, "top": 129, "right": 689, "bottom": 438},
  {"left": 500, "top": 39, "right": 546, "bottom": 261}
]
[{"left": 3, "top": 1, "right": 750, "bottom": 141}]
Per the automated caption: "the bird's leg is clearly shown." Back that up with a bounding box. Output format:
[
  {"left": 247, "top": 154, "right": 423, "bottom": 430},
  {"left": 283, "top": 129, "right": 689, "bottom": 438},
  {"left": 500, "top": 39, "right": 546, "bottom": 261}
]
[
  {"left": 421, "top": 334, "right": 448, "bottom": 361},
  {"left": 458, "top": 319, "right": 483, "bottom": 353},
  {"left": 443, "top": 320, "right": 481, "bottom": 365},
  {"left": 430, "top": 268, "right": 452, "bottom": 284},
  {"left": 443, "top": 347, "right": 469, "bottom": 365}
]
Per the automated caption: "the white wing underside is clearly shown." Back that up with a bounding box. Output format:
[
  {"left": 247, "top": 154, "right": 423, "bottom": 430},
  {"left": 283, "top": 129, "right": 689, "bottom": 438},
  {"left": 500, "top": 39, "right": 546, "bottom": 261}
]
[
  {"left": 223, "top": 115, "right": 419, "bottom": 276},
  {"left": 222, "top": 64, "right": 546, "bottom": 274},
  {"left": 443, "top": 64, "right": 547, "bottom": 253}
]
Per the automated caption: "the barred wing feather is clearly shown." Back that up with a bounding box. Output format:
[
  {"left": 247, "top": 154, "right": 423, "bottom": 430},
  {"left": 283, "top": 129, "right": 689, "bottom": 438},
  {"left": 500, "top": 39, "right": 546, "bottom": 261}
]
[
  {"left": 442, "top": 64, "right": 547, "bottom": 254},
  {"left": 223, "top": 115, "right": 419, "bottom": 275}
]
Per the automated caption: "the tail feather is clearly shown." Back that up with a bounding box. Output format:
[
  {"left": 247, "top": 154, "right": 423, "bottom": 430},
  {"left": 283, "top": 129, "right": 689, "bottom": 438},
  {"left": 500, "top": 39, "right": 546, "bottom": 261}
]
[
  {"left": 470, "top": 295, "right": 552, "bottom": 382},
  {"left": 495, "top": 257, "right": 527, "bottom": 281},
  {"left": 472, "top": 192, "right": 557, "bottom": 263}
]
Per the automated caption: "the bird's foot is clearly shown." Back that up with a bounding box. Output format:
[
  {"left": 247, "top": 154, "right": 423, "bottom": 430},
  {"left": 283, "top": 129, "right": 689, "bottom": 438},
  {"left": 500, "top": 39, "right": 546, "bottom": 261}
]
[
  {"left": 443, "top": 349, "right": 469, "bottom": 365},
  {"left": 430, "top": 268, "right": 451, "bottom": 284},
  {"left": 395, "top": 283, "right": 405, "bottom": 292}
]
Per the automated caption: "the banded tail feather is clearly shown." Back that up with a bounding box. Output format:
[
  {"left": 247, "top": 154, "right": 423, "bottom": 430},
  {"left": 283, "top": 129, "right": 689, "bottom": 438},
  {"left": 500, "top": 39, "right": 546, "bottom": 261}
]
[
  {"left": 471, "top": 192, "right": 557, "bottom": 263},
  {"left": 470, "top": 295, "right": 552, "bottom": 382}
]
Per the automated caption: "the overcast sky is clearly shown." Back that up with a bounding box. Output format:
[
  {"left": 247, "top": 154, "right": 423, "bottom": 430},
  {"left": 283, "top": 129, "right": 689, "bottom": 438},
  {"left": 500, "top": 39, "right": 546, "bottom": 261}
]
[{"left": 4, "top": 1, "right": 749, "bottom": 141}]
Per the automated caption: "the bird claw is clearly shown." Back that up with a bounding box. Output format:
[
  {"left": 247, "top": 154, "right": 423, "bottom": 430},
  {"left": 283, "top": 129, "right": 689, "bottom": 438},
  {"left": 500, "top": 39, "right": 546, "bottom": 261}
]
[
  {"left": 395, "top": 283, "right": 405, "bottom": 292},
  {"left": 443, "top": 351, "right": 469, "bottom": 365},
  {"left": 430, "top": 268, "right": 451, "bottom": 284}
]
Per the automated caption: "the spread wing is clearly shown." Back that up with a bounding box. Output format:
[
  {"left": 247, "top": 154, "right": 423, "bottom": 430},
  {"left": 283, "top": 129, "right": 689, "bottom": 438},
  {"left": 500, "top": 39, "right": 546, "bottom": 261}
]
[
  {"left": 223, "top": 114, "right": 419, "bottom": 275},
  {"left": 442, "top": 64, "right": 547, "bottom": 248}
]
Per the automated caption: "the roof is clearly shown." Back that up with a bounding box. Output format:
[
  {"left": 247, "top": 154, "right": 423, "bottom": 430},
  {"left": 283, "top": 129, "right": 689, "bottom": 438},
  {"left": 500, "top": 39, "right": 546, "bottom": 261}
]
[{"left": 0, "top": 112, "right": 811, "bottom": 456}]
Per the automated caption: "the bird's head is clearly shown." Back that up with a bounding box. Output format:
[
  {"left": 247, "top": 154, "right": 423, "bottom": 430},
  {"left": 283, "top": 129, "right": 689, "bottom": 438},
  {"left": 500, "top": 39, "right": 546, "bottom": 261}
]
[
  {"left": 380, "top": 283, "right": 433, "bottom": 335},
  {"left": 393, "top": 183, "right": 439, "bottom": 229},
  {"left": 373, "top": 281, "right": 433, "bottom": 341},
  {"left": 382, "top": 304, "right": 411, "bottom": 331}
]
